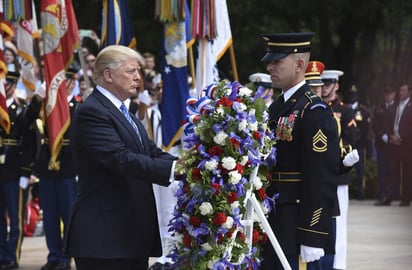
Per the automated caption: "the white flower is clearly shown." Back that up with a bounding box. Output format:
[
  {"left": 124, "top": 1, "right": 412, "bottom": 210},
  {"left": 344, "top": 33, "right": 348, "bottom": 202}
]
[
  {"left": 216, "top": 106, "right": 225, "bottom": 116},
  {"left": 254, "top": 176, "right": 263, "bottom": 190},
  {"left": 207, "top": 260, "right": 215, "bottom": 269},
  {"left": 240, "top": 156, "right": 248, "bottom": 166},
  {"left": 175, "top": 232, "right": 183, "bottom": 244},
  {"left": 205, "top": 159, "right": 218, "bottom": 171},
  {"left": 262, "top": 205, "right": 269, "bottom": 215},
  {"left": 223, "top": 216, "right": 234, "bottom": 229},
  {"left": 239, "top": 87, "right": 253, "bottom": 97},
  {"left": 222, "top": 157, "right": 236, "bottom": 170},
  {"left": 238, "top": 119, "right": 248, "bottom": 131},
  {"left": 199, "top": 202, "right": 213, "bottom": 216},
  {"left": 248, "top": 121, "right": 258, "bottom": 131},
  {"left": 213, "top": 131, "right": 228, "bottom": 146},
  {"left": 231, "top": 201, "right": 240, "bottom": 213},
  {"left": 234, "top": 102, "right": 247, "bottom": 112},
  {"left": 201, "top": 242, "right": 213, "bottom": 251},
  {"left": 229, "top": 171, "right": 242, "bottom": 185}
]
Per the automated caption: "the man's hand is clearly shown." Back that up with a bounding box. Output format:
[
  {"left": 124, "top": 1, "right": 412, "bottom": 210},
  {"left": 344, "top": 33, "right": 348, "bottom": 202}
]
[
  {"left": 343, "top": 149, "right": 359, "bottom": 167},
  {"left": 300, "top": 245, "right": 325, "bottom": 262}
]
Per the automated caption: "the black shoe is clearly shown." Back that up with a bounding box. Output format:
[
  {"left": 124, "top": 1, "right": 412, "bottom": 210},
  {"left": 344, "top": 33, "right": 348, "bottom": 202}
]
[
  {"left": 54, "top": 262, "right": 71, "bottom": 270},
  {"left": 148, "top": 262, "right": 165, "bottom": 270},
  {"left": 40, "top": 261, "right": 58, "bottom": 270},
  {"left": 399, "top": 201, "right": 410, "bottom": 207},
  {"left": 374, "top": 199, "right": 391, "bottom": 206},
  {"left": 0, "top": 261, "right": 18, "bottom": 269}
]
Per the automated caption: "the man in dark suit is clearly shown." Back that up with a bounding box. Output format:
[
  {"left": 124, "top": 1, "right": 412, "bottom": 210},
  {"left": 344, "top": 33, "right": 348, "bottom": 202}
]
[
  {"left": 389, "top": 83, "right": 412, "bottom": 206},
  {"left": 260, "top": 33, "right": 341, "bottom": 270},
  {"left": 65, "top": 45, "right": 182, "bottom": 270}
]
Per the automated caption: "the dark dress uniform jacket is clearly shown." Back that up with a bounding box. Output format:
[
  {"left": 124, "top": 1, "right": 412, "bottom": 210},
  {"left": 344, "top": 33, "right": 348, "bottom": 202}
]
[
  {"left": 65, "top": 89, "right": 176, "bottom": 259},
  {"left": 267, "top": 84, "right": 340, "bottom": 256}
]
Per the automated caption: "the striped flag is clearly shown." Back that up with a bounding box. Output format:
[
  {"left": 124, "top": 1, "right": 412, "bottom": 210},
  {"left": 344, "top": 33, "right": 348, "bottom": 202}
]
[
  {"left": 194, "top": 0, "right": 232, "bottom": 95},
  {"left": 160, "top": 0, "right": 191, "bottom": 151},
  {"left": 101, "top": 0, "right": 136, "bottom": 48},
  {"left": 17, "top": 1, "right": 39, "bottom": 92},
  {"left": 41, "top": 0, "right": 77, "bottom": 170},
  {"left": 0, "top": 25, "right": 9, "bottom": 134}
]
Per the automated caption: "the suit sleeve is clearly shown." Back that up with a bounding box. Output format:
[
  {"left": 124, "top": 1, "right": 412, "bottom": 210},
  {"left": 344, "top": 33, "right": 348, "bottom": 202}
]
[{"left": 71, "top": 103, "right": 175, "bottom": 186}]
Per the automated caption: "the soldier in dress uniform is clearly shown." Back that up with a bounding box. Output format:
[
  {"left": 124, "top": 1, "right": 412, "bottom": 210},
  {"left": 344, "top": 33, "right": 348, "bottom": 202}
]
[
  {"left": 305, "top": 61, "right": 325, "bottom": 96},
  {"left": 260, "top": 32, "right": 341, "bottom": 270},
  {"left": 0, "top": 70, "right": 37, "bottom": 270},
  {"left": 31, "top": 66, "right": 80, "bottom": 270},
  {"left": 320, "top": 70, "right": 358, "bottom": 270},
  {"left": 346, "top": 86, "right": 371, "bottom": 200},
  {"left": 248, "top": 72, "right": 274, "bottom": 107}
]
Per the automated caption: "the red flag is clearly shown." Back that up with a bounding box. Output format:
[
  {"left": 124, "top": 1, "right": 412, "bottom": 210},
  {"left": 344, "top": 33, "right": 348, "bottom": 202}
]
[
  {"left": 41, "top": 0, "right": 77, "bottom": 170},
  {"left": 59, "top": 0, "right": 79, "bottom": 68}
]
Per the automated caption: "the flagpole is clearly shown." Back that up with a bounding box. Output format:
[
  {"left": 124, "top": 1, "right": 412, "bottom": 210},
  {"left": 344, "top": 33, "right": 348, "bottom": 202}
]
[
  {"left": 188, "top": 45, "right": 196, "bottom": 90},
  {"left": 229, "top": 44, "right": 238, "bottom": 82},
  {"left": 33, "top": 38, "right": 44, "bottom": 83}
]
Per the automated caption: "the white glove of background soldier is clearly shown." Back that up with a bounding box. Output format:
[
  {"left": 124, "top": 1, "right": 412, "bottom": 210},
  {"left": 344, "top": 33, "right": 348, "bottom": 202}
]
[
  {"left": 19, "top": 176, "right": 29, "bottom": 189},
  {"left": 300, "top": 245, "right": 325, "bottom": 262},
  {"left": 35, "top": 82, "right": 46, "bottom": 99},
  {"left": 138, "top": 90, "right": 151, "bottom": 106},
  {"left": 342, "top": 149, "right": 359, "bottom": 167}
]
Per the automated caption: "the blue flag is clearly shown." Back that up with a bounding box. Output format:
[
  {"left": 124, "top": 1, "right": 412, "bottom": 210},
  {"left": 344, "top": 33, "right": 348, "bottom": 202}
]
[
  {"left": 161, "top": 2, "right": 192, "bottom": 151},
  {"left": 101, "top": 0, "right": 136, "bottom": 48}
]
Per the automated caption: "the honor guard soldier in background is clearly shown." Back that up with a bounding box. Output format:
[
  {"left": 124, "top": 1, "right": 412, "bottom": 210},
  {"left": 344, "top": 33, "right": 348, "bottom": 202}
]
[
  {"left": 249, "top": 72, "right": 274, "bottom": 107},
  {"left": 346, "top": 85, "right": 371, "bottom": 200},
  {"left": 31, "top": 66, "right": 80, "bottom": 270},
  {"left": 0, "top": 70, "right": 37, "bottom": 270},
  {"left": 321, "top": 69, "right": 358, "bottom": 270},
  {"left": 260, "top": 32, "right": 341, "bottom": 270},
  {"left": 305, "top": 61, "right": 325, "bottom": 97}
]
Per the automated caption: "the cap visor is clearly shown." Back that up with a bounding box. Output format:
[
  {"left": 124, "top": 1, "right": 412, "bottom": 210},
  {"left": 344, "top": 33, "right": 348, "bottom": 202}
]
[
  {"left": 261, "top": 52, "right": 287, "bottom": 62},
  {"left": 306, "top": 79, "right": 324, "bottom": 86}
]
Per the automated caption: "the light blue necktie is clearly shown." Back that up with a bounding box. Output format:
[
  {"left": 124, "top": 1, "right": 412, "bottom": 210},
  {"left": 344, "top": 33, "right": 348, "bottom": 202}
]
[{"left": 120, "top": 103, "right": 143, "bottom": 144}]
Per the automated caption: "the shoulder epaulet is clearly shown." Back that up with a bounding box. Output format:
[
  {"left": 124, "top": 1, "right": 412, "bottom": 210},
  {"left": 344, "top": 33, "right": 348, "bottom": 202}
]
[{"left": 300, "top": 91, "right": 330, "bottom": 119}]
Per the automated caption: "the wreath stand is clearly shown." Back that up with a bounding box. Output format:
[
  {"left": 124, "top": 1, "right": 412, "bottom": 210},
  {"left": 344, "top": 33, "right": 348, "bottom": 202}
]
[{"left": 242, "top": 165, "right": 292, "bottom": 270}]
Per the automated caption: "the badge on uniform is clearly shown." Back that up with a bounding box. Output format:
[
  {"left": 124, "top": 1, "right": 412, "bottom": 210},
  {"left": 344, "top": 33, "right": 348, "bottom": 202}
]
[
  {"left": 275, "top": 112, "right": 297, "bottom": 141},
  {"left": 312, "top": 129, "right": 327, "bottom": 152}
]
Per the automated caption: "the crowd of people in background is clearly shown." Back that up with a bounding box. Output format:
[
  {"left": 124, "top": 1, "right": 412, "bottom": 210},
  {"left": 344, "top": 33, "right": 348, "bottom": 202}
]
[{"left": 0, "top": 26, "right": 410, "bottom": 270}]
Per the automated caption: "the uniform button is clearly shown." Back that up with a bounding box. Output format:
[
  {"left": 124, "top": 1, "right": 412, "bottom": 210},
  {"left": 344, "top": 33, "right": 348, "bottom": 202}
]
[{"left": 296, "top": 199, "right": 300, "bottom": 204}]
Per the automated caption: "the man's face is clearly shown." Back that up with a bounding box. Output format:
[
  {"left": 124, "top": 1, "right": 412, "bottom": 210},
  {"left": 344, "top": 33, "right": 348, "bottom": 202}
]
[
  {"left": 321, "top": 81, "right": 338, "bottom": 101},
  {"left": 107, "top": 59, "right": 141, "bottom": 101},
  {"left": 398, "top": 84, "right": 410, "bottom": 101},
  {"left": 265, "top": 55, "right": 297, "bottom": 90},
  {"left": 309, "top": 85, "right": 322, "bottom": 96}
]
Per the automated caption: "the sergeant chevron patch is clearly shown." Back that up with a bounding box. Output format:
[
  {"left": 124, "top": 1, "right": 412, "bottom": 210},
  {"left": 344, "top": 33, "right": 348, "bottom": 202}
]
[{"left": 312, "top": 129, "right": 327, "bottom": 152}]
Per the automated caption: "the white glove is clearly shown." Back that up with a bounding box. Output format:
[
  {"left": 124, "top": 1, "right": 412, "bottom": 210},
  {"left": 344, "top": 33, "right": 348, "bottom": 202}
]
[
  {"left": 35, "top": 82, "right": 46, "bottom": 99},
  {"left": 343, "top": 149, "right": 359, "bottom": 167},
  {"left": 138, "top": 90, "right": 151, "bottom": 106},
  {"left": 381, "top": 134, "right": 388, "bottom": 143},
  {"left": 19, "top": 176, "right": 30, "bottom": 189},
  {"left": 300, "top": 245, "right": 325, "bottom": 262}
]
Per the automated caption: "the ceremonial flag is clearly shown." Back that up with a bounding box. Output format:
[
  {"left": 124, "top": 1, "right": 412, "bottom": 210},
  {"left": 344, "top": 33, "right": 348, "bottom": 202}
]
[
  {"left": 59, "top": 0, "right": 79, "bottom": 69},
  {"left": 0, "top": 23, "right": 10, "bottom": 134},
  {"left": 160, "top": 0, "right": 191, "bottom": 151},
  {"left": 17, "top": 0, "right": 39, "bottom": 92},
  {"left": 101, "top": 0, "right": 136, "bottom": 48},
  {"left": 41, "top": 0, "right": 72, "bottom": 170},
  {"left": 194, "top": 0, "right": 232, "bottom": 94}
]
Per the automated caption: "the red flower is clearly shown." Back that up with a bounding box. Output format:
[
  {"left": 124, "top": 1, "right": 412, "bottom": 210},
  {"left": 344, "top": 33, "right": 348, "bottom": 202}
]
[
  {"left": 217, "top": 233, "right": 224, "bottom": 243},
  {"left": 191, "top": 168, "right": 202, "bottom": 180},
  {"left": 253, "top": 131, "right": 261, "bottom": 140},
  {"left": 209, "top": 145, "right": 224, "bottom": 157},
  {"left": 227, "top": 192, "right": 238, "bottom": 204},
  {"left": 227, "top": 231, "right": 233, "bottom": 238},
  {"left": 229, "top": 138, "right": 240, "bottom": 149},
  {"left": 212, "top": 212, "right": 227, "bottom": 226},
  {"left": 256, "top": 188, "right": 267, "bottom": 200},
  {"left": 252, "top": 229, "right": 260, "bottom": 244},
  {"left": 217, "top": 97, "right": 233, "bottom": 108},
  {"left": 189, "top": 216, "right": 201, "bottom": 227},
  {"left": 237, "top": 231, "right": 246, "bottom": 241},
  {"left": 236, "top": 163, "right": 244, "bottom": 174},
  {"left": 261, "top": 232, "right": 268, "bottom": 244},
  {"left": 211, "top": 183, "right": 220, "bottom": 195},
  {"left": 183, "top": 234, "right": 191, "bottom": 248}
]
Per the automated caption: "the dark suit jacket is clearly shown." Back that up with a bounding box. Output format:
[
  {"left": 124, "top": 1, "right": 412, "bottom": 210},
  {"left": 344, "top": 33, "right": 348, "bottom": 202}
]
[{"left": 65, "top": 89, "right": 176, "bottom": 259}]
